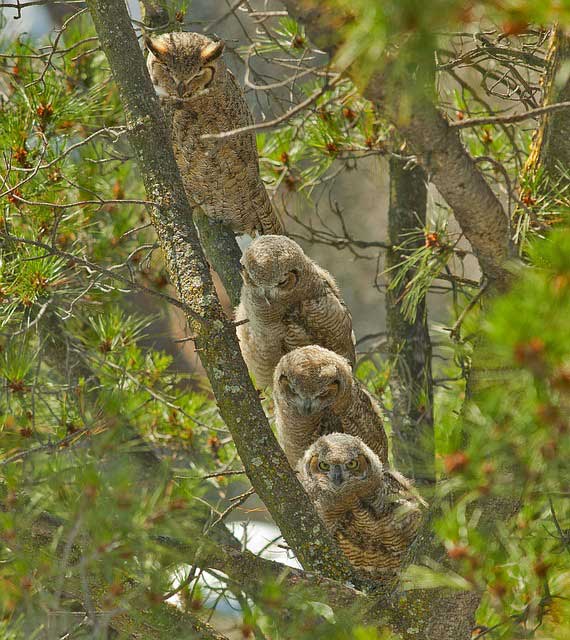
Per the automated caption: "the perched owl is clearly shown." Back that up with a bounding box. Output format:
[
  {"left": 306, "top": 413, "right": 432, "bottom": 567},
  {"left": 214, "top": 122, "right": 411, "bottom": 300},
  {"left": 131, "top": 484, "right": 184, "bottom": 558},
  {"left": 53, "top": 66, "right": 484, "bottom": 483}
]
[
  {"left": 273, "top": 345, "right": 387, "bottom": 467},
  {"left": 235, "top": 236, "right": 355, "bottom": 387},
  {"left": 299, "top": 433, "right": 427, "bottom": 575},
  {"left": 145, "top": 32, "right": 283, "bottom": 235}
]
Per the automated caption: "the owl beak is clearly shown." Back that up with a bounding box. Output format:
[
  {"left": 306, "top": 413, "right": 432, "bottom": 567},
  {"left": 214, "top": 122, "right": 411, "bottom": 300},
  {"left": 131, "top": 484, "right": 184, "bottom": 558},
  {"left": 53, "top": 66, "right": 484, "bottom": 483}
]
[
  {"left": 176, "top": 81, "right": 186, "bottom": 98},
  {"left": 299, "top": 399, "right": 315, "bottom": 415},
  {"left": 330, "top": 465, "right": 344, "bottom": 487}
]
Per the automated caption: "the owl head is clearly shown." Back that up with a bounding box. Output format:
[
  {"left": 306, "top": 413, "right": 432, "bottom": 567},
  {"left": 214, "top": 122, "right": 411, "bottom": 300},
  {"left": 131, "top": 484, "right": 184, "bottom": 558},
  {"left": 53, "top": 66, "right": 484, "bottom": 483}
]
[
  {"left": 145, "top": 32, "right": 225, "bottom": 99},
  {"left": 274, "top": 346, "right": 352, "bottom": 415},
  {"left": 241, "top": 235, "right": 314, "bottom": 302},
  {"left": 299, "top": 433, "right": 383, "bottom": 497}
]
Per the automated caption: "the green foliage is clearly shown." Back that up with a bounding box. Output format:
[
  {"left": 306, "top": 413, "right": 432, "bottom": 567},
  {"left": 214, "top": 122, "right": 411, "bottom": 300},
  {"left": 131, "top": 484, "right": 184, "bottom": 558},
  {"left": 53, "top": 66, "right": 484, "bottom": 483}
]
[
  {"left": 1, "top": 2, "right": 570, "bottom": 639},
  {"left": 0, "top": 15, "right": 242, "bottom": 637},
  {"left": 425, "top": 228, "right": 570, "bottom": 637}
]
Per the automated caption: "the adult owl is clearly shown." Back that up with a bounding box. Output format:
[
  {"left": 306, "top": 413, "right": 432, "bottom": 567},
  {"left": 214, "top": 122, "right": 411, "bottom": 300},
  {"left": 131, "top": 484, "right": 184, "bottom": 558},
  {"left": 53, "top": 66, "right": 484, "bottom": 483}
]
[
  {"left": 235, "top": 235, "right": 355, "bottom": 387},
  {"left": 273, "top": 345, "right": 387, "bottom": 467},
  {"left": 145, "top": 32, "right": 283, "bottom": 235},
  {"left": 299, "top": 433, "right": 426, "bottom": 575}
]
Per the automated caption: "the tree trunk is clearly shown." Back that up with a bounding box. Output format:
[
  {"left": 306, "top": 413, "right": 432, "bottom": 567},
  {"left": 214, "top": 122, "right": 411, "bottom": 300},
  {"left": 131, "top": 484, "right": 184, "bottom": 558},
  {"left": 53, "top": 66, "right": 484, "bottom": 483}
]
[
  {"left": 386, "top": 159, "right": 434, "bottom": 482},
  {"left": 85, "top": 0, "right": 353, "bottom": 581},
  {"left": 193, "top": 210, "right": 244, "bottom": 308}
]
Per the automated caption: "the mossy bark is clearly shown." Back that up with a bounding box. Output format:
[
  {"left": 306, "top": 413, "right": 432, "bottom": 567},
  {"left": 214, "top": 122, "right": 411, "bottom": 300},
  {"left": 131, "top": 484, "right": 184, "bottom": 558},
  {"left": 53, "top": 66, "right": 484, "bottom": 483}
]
[
  {"left": 386, "top": 159, "right": 434, "bottom": 482},
  {"left": 85, "top": 0, "right": 353, "bottom": 581},
  {"left": 193, "top": 210, "right": 244, "bottom": 308}
]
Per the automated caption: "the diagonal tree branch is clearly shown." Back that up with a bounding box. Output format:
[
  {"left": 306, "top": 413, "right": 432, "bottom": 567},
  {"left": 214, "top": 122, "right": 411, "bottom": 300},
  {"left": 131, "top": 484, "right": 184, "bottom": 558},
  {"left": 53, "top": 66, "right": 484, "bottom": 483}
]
[
  {"left": 13, "top": 509, "right": 230, "bottom": 640},
  {"left": 85, "top": 0, "right": 353, "bottom": 582}
]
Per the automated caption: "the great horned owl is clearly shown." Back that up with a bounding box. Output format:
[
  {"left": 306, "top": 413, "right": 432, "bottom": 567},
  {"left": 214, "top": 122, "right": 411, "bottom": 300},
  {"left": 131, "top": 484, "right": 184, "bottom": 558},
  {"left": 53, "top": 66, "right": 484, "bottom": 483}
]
[
  {"left": 299, "top": 433, "right": 426, "bottom": 575},
  {"left": 145, "top": 32, "right": 283, "bottom": 236},
  {"left": 235, "top": 236, "right": 355, "bottom": 387},
  {"left": 273, "top": 345, "right": 387, "bottom": 467}
]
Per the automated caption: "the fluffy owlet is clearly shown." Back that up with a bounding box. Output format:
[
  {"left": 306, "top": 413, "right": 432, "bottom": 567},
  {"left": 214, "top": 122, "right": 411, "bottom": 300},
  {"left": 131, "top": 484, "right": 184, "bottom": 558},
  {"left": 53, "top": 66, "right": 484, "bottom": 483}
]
[
  {"left": 145, "top": 32, "right": 283, "bottom": 235},
  {"left": 299, "top": 433, "right": 427, "bottom": 575},
  {"left": 235, "top": 236, "right": 355, "bottom": 387},
  {"left": 273, "top": 345, "right": 388, "bottom": 467}
]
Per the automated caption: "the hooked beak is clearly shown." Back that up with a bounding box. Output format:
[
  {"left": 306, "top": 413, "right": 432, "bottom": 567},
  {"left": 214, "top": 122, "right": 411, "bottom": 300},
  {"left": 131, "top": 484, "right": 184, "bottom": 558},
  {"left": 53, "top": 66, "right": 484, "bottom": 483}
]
[
  {"left": 330, "top": 465, "right": 344, "bottom": 487},
  {"left": 176, "top": 81, "right": 186, "bottom": 98}
]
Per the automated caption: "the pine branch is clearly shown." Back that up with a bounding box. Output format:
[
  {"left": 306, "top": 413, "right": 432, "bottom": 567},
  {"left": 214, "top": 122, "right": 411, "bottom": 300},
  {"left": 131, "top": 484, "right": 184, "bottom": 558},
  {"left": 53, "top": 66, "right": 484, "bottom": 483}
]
[
  {"left": 282, "top": 0, "right": 518, "bottom": 291},
  {"left": 13, "top": 511, "right": 231, "bottom": 640},
  {"left": 85, "top": 0, "right": 353, "bottom": 581}
]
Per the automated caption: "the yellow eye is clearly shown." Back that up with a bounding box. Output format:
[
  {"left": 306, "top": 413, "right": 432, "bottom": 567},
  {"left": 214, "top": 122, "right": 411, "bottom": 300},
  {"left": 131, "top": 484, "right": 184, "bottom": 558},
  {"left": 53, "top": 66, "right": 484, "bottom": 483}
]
[
  {"left": 346, "top": 459, "right": 359, "bottom": 470},
  {"left": 318, "top": 461, "right": 330, "bottom": 471}
]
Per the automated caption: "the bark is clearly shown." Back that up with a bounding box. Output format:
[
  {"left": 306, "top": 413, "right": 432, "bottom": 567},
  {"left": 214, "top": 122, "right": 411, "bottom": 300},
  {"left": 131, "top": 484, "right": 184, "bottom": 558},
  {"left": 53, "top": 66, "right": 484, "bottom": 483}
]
[
  {"left": 85, "top": 0, "right": 353, "bottom": 581},
  {"left": 524, "top": 28, "right": 570, "bottom": 179},
  {"left": 194, "top": 210, "right": 244, "bottom": 308},
  {"left": 386, "top": 159, "right": 434, "bottom": 482},
  {"left": 283, "top": 0, "right": 517, "bottom": 290}
]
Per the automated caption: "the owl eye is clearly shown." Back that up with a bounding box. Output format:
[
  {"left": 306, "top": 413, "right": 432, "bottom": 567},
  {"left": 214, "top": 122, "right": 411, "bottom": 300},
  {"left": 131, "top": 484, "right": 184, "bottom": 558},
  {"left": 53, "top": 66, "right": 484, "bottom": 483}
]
[
  {"left": 277, "top": 270, "right": 298, "bottom": 289},
  {"left": 194, "top": 66, "right": 216, "bottom": 88},
  {"left": 318, "top": 461, "right": 330, "bottom": 471},
  {"left": 324, "top": 381, "right": 340, "bottom": 396},
  {"left": 345, "top": 459, "right": 359, "bottom": 470}
]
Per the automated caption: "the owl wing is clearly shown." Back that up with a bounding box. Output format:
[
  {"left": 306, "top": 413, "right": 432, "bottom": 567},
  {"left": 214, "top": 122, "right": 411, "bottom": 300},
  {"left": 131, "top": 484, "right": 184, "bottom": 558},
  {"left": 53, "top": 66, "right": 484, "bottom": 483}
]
[
  {"left": 373, "top": 470, "right": 427, "bottom": 547},
  {"left": 346, "top": 383, "right": 389, "bottom": 463},
  {"left": 383, "top": 469, "right": 428, "bottom": 506},
  {"left": 282, "top": 286, "right": 355, "bottom": 365},
  {"left": 174, "top": 80, "right": 280, "bottom": 235}
]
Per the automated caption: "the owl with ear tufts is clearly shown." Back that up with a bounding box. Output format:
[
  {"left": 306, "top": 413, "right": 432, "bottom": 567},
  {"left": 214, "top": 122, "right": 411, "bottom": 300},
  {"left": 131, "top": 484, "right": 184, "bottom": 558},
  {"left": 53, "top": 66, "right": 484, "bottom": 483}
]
[
  {"left": 145, "top": 32, "right": 283, "bottom": 236},
  {"left": 273, "top": 345, "right": 387, "bottom": 468},
  {"left": 299, "top": 433, "right": 427, "bottom": 575},
  {"left": 235, "top": 235, "right": 356, "bottom": 388}
]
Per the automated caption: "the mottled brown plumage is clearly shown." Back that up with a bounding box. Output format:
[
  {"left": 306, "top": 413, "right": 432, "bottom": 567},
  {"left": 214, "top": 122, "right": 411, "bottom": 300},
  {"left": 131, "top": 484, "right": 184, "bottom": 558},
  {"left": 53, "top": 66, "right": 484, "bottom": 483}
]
[
  {"left": 235, "top": 236, "right": 355, "bottom": 387},
  {"left": 146, "top": 32, "right": 283, "bottom": 235},
  {"left": 299, "top": 433, "right": 426, "bottom": 575},
  {"left": 274, "top": 346, "right": 387, "bottom": 467}
]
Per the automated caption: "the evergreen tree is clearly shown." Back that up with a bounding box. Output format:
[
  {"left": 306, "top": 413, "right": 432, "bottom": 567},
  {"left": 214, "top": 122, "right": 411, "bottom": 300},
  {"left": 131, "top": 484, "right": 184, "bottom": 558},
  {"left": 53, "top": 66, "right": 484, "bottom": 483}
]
[{"left": 1, "top": 1, "right": 569, "bottom": 638}]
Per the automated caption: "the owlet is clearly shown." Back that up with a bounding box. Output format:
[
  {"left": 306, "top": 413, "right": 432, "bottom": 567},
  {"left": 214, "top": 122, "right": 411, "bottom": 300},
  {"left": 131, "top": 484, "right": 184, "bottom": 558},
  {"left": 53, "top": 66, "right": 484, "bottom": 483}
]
[
  {"left": 235, "top": 235, "right": 355, "bottom": 387},
  {"left": 146, "top": 32, "right": 283, "bottom": 235},
  {"left": 299, "top": 433, "right": 427, "bottom": 575},
  {"left": 273, "top": 345, "right": 388, "bottom": 467}
]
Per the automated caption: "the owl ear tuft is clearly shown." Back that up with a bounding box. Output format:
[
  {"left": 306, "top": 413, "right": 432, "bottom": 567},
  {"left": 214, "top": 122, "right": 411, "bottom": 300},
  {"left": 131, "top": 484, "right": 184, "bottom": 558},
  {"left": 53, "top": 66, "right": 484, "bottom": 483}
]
[
  {"left": 144, "top": 37, "right": 169, "bottom": 59},
  {"left": 200, "top": 40, "right": 225, "bottom": 63}
]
